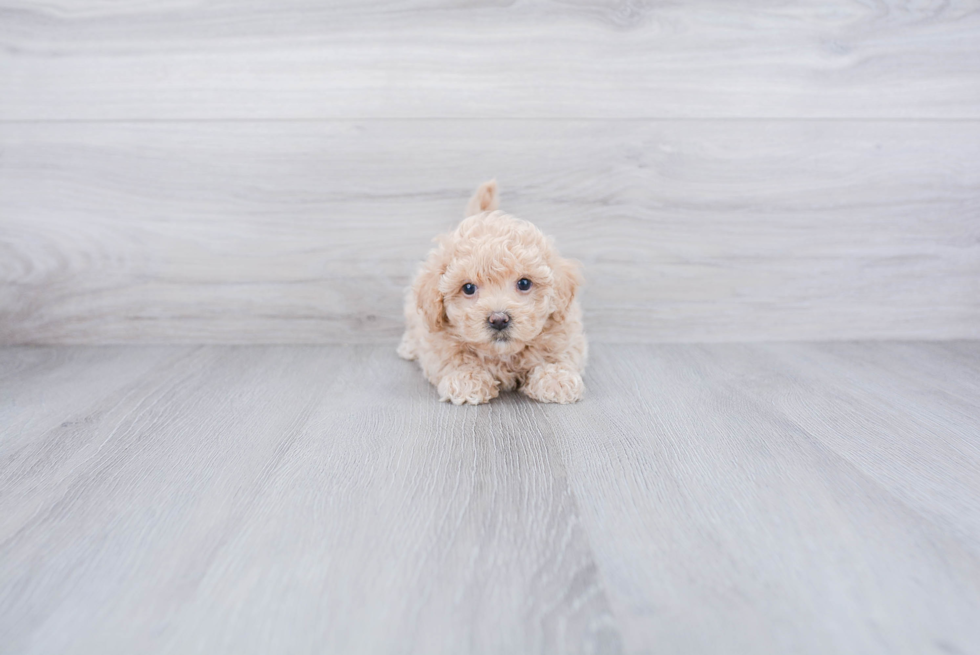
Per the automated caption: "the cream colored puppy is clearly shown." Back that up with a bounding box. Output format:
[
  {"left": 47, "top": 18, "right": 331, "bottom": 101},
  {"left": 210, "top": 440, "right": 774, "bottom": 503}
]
[{"left": 398, "top": 180, "right": 587, "bottom": 405}]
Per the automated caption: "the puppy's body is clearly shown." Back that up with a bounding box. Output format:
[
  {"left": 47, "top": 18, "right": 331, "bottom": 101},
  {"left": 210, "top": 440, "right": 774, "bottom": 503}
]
[{"left": 399, "top": 181, "right": 587, "bottom": 405}]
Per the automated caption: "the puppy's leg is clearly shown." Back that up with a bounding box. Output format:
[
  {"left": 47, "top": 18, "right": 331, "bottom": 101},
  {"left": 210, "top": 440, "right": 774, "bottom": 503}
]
[
  {"left": 418, "top": 333, "right": 499, "bottom": 405},
  {"left": 438, "top": 368, "right": 500, "bottom": 405},
  {"left": 397, "top": 331, "right": 417, "bottom": 360},
  {"left": 522, "top": 363, "right": 584, "bottom": 404}
]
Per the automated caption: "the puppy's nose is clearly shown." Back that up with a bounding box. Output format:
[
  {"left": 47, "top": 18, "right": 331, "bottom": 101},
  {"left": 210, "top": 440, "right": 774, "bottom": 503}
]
[{"left": 487, "top": 312, "right": 511, "bottom": 331}]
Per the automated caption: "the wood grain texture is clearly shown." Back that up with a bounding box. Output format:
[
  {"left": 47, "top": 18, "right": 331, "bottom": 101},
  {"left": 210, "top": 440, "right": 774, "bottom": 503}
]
[
  {"left": 1, "top": 342, "right": 978, "bottom": 654},
  {"left": 538, "top": 342, "right": 980, "bottom": 654},
  {"left": 2, "top": 120, "right": 978, "bottom": 344},
  {"left": 2, "top": 0, "right": 980, "bottom": 120},
  {"left": 0, "top": 345, "right": 619, "bottom": 654}
]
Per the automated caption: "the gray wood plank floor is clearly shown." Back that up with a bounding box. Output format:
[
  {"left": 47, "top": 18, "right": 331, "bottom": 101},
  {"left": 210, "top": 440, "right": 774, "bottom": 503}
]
[{"left": 2, "top": 342, "right": 978, "bottom": 654}]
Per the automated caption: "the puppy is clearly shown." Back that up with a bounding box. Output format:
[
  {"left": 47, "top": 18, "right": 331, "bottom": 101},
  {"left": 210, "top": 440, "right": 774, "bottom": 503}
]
[{"left": 398, "top": 180, "right": 587, "bottom": 405}]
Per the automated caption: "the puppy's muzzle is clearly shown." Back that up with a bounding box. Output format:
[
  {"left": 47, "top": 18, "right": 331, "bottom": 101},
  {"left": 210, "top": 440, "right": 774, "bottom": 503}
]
[{"left": 487, "top": 311, "right": 511, "bottom": 331}]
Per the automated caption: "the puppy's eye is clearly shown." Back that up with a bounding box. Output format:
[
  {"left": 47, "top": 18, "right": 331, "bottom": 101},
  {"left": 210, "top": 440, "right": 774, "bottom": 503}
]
[
  {"left": 517, "top": 278, "right": 532, "bottom": 292},
  {"left": 461, "top": 283, "right": 477, "bottom": 296}
]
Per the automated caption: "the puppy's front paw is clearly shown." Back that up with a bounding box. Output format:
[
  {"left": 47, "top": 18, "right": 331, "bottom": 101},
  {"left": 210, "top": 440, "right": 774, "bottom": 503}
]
[
  {"left": 522, "top": 364, "right": 584, "bottom": 404},
  {"left": 438, "top": 370, "right": 500, "bottom": 405}
]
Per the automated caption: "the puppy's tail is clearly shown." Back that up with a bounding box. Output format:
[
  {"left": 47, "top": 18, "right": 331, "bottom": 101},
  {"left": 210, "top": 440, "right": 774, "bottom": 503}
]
[{"left": 465, "top": 179, "right": 500, "bottom": 217}]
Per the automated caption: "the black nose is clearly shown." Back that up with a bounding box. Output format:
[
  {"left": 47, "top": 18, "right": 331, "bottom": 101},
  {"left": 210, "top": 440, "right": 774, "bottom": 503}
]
[{"left": 488, "top": 312, "right": 510, "bottom": 331}]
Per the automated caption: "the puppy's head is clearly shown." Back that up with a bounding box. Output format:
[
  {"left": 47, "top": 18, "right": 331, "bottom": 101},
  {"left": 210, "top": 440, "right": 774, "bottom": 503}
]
[{"left": 413, "top": 189, "right": 581, "bottom": 355}]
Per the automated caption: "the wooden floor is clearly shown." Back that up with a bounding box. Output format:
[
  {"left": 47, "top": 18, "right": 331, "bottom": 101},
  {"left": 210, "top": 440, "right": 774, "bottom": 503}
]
[{"left": 1, "top": 342, "right": 978, "bottom": 654}]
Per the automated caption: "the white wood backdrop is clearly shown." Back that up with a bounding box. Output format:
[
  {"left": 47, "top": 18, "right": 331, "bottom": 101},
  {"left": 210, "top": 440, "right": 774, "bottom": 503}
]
[
  {"left": 1, "top": 0, "right": 978, "bottom": 344},
  {"left": 3, "top": 0, "right": 980, "bottom": 120}
]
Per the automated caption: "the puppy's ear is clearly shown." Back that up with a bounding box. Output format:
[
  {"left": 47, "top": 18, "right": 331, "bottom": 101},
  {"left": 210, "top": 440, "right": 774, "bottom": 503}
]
[
  {"left": 465, "top": 179, "right": 500, "bottom": 217},
  {"left": 413, "top": 240, "right": 451, "bottom": 332},
  {"left": 550, "top": 257, "right": 583, "bottom": 323}
]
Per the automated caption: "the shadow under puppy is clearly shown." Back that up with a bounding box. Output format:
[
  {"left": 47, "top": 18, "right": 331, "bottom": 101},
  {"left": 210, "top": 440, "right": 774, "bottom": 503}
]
[{"left": 399, "top": 180, "right": 587, "bottom": 405}]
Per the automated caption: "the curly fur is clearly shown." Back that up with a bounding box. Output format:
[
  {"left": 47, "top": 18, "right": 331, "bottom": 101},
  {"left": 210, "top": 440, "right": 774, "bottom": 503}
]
[{"left": 398, "top": 180, "right": 587, "bottom": 405}]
